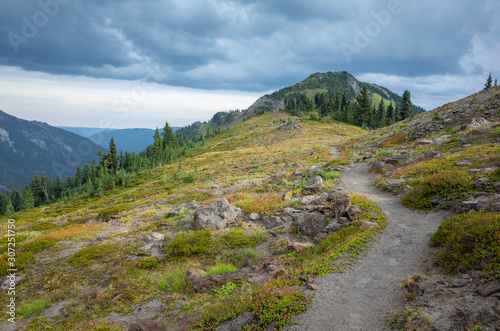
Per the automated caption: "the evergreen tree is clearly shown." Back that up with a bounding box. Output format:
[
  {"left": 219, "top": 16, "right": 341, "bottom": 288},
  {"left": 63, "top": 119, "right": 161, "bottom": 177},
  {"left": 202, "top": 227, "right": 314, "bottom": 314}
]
[
  {"left": 53, "top": 175, "right": 64, "bottom": 199},
  {"left": 109, "top": 137, "right": 119, "bottom": 172},
  {"left": 4, "top": 199, "right": 14, "bottom": 217},
  {"left": 495, "top": 78, "right": 498, "bottom": 86},
  {"left": 386, "top": 103, "right": 394, "bottom": 121},
  {"left": 10, "top": 188, "right": 23, "bottom": 212},
  {"left": 354, "top": 85, "right": 371, "bottom": 127},
  {"left": 484, "top": 73, "right": 492, "bottom": 90},
  {"left": 31, "top": 174, "right": 43, "bottom": 206},
  {"left": 22, "top": 187, "right": 35, "bottom": 210},
  {"left": 162, "top": 122, "right": 178, "bottom": 148},
  {"left": 400, "top": 90, "right": 413, "bottom": 119},
  {"left": 0, "top": 194, "right": 9, "bottom": 215},
  {"left": 152, "top": 128, "right": 163, "bottom": 164},
  {"left": 75, "top": 166, "right": 83, "bottom": 187},
  {"left": 377, "top": 98, "right": 386, "bottom": 128}
]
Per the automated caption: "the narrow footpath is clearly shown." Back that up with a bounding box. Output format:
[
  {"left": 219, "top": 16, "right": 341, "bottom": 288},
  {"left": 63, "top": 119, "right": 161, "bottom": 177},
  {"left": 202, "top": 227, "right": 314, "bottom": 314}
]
[{"left": 287, "top": 161, "right": 448, "bottom": 331}]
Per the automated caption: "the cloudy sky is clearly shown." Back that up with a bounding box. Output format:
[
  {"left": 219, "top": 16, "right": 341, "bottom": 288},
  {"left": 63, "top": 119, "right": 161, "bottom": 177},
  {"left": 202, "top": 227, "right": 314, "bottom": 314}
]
[{"left": 0, "top": 0, "right": 499, "bottom": 129}]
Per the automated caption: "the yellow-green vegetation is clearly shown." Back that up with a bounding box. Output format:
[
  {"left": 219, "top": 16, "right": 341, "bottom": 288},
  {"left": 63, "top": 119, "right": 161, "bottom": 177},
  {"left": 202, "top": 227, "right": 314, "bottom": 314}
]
[
  {"left": 387, "top": 306, "right": 432, "bottom": 331},
  {"left": 206, "top": 262, "right": 238, "bottom": 275},
  {"left": 0, "top": 111, "right": 374, "bottom": 330},
  {"left": 430, "top": 212, "right": 500, "bottom": 279},
  {"left": 18, "top": 297, "right": 51, "bottom": 318}
]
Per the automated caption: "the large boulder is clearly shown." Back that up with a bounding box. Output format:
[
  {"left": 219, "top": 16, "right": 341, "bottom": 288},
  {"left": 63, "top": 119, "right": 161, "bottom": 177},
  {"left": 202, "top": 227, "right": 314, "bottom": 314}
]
[
  {"left": 303, "top": 177, "right": 326, "bottom": 193},
  {"left": 347, "top": 205, "right": 362, "bottom": 221},
  {"left": 192, "top": 270, "right": 248, "bottom": 293},
  {"left": 194, "top": 198, "right": 243, "bottom": 230},
  {"left": 333, "top": 195, "right": 351, "bottom": 220},
  {"left": 293, "top": 212, "right": 327, "bottom": 237},
  {"left": 261, "top": 216, "right": 284, "bottom": 229}
]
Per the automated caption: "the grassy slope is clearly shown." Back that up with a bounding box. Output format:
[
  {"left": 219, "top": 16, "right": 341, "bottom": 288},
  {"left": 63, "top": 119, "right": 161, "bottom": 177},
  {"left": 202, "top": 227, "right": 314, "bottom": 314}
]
[{"left": 0, "top": 112, "right": 385, "bottom": 330}]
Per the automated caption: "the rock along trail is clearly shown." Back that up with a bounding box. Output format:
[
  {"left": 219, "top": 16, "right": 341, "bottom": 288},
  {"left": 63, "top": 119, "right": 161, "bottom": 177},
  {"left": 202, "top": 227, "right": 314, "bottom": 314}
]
[{"left": 287, "top": 161, "right": 449, "bottom": 331}]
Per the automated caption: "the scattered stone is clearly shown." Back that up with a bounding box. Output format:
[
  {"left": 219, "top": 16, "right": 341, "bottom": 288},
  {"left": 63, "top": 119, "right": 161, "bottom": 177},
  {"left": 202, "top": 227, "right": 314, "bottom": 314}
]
[
  {"left": 249, "top": 213, "right": 261, "bottom": 221},
  {"left": 169, "top": 201, "right": 198, "bottom": 217},
  {"left": 0, "top": 276, "right": 25, "bottom": 292},
  {"left": 307, "top": 176, "right": 323, "bottom": 186},
  {"left": 307, "top": 283, "right": 318, "bottom": 291},
  {"left": 192, "top": 270, "right": 248, "bottom": 293},
  {"left": 473, "top": 177, "right": 493, "bottom": 190},
  {"left": 303, "top": 183, "right": 325, "bottom": 194},
  {"left": 186, "top": 268, "right": 207, "bottom": 282},
  {"left": 424, "top": 150, "right": 441, "bottom": 159},
  {"left": 371, "top": 161, "right": 385, "bottom": 171},
  {"left": 468, "top": 169, "right": 484, "bottom": 174},
  {"left": 313, "top": 233, "right": 328, "bottom": 244},
  {"left": 449, "top": 279, "right": 468, "bottom": 288},
  {"left": 332, "top": 165, "right": 349, "bottom": 172},
  {"left": 333, "top": 195, "right": 351, "bottom": 220},
  {"left": 214, "top": 311, "right": 253, "bottom": 331},
  {"left": 148, "top": 232, "right": 165, "bottom": 241},
  {"left": 194, "top": 198, "right": 243, "bottom": 230},
  {"left": 266, "top": 265, "right": 279, "bottom": 273},
  {"left": 399, "top": 185, "right": 413, "bottom": 196},
  {"left": 386, "top": 179, "right": 408, "bottom": 191},
  {"left": 307, "top": 165, "right": 321, "bottom": 175},
  {"left": 459, "top": 138, "right": 471, "bottom": 146},
  {"left": 281, "top": 193, "right": 291, "bottom": 201},
  {"left": 467, "top": 117, "right": 491, "bottom": 130},
  {"left": 287, "top": 242, "right": 313, "bottom": 253},
  {"left": 495, "top": 182, "right": 500, "bottom": 192},
  {"left": 415, "top": 139, "right": 432, "bottom": 146},
  {"left": 323, "top": 221, "right": 346, "bottom": 233},
  {"left": 261, "top": 216, "right": 284, "bottom": 230},
  {"left": 360, "top": 221, "right": 379, "bottom": 230},
  {"left": 431, "top": 195, "right": 445, "bottom": 207},
  {"left": 385, "top": 157, "right": 399, "bottom": 165},
  {"left": 450, "top": 148, "right": 463, "bottom": 154},
  {"left": 347, "top": 205, "right": 362, "bottom": 221},
  {"left": 477, "top": 282, "right": 500, "bottom": 297},
  {"left": 457, "top": 198, "right": 478, "bottom": 212},
  {"left": 293, "top": 212, "right": 327, "bottom": 237},
  {"left": 268, "top": 230, "right": 278, "bottom": 237},
  {"left": 489, "top": 202, "right": 500, "bottom": 213},
  {"left": 128, "top": 321, "right": 185, "bottom": 331},
  {"left": 292, "top": 171, "right": 304, "bottom": 177},
  {"left": 455, "top": 160, "right": 473, "bottom": 167}
]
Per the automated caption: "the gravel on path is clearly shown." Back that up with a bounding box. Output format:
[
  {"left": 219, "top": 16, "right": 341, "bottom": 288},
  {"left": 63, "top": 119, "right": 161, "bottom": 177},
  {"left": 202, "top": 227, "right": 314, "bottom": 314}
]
[{"left": 287, "top": 161, "right": 449, "bottom": 331}]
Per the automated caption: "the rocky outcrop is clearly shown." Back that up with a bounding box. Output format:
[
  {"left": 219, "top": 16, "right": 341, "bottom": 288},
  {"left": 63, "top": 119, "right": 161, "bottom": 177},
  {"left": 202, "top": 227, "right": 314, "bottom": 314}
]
[
  {"left": 194, "top": 198, "right": 243, "bottom": 230},
  {"left": 214, "top": 311, "right": 253, "bottom": 331},
  {"left": 333, "top": 195, "right": 351, "bottom": 220},
  {"left": 261, "top": 216, "right": 284, "bottom": 230},
  {"left": 192, "top": 270, "right": 249, "bottom": 293},
  {"left": 128, "top": 321, "right": 185, "bottom": 331},
  {"left": 293, "top": 212, "right": 327, "bottom": 237},
  {"left": 186, "top": 268, "right": 207, "bottom": 282}
]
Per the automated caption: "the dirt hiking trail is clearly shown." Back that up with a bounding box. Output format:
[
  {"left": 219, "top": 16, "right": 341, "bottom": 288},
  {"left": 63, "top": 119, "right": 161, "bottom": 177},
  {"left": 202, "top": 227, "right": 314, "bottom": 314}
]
[{"left": 287, "top": 161, "right": 449, "bottom": 331}]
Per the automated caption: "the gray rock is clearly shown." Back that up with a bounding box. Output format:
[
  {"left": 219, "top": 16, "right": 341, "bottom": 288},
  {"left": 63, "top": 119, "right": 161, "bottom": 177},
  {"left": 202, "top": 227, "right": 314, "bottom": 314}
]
[
  {"left": 455, "top": 160, "right": 473, "bottom": 167},
  {"left": 415, "top": 139, "right": 432, "bottom": 146},
  {"left": 450, "top": 148, "right": 463, "bottom": 153},
  {"left": 323, "top": 221, "right": 347, "bottom": 233},
  {"left": 385, "top": 157, "right": 399, "bottom": 165},
  {"left": 261, "top": 216, "right": 284, "bottom": 230},
  {"left": 472, "top": 177, "right": 492, "bottom": 190},
  {"left": 287, "top": 242, "right": 314, "bottom": 252},
  {"left": 332, "top": 165, "right": 349, "bottom": 172},
  {"left": 185, "top": 268, "right": 207, "bottom": 282},
  {"left": 360, "top": 221, "right": 379, "bottom": 230},
  {"left": 313, "top": 233, "right": 328, "bottom": 243},
  {"left": 333, "top": 195, "right": 351, "bottom": 220},
  {"left": 460, "top": 138, "right": 471, "bottom": 146},
  {"left": 148, "top": 232, "right": 165, "bottom": 241},
  {"left": 457, "top": 198, "right": 478, "bottom": 212},
  {"left": 281, "top": 193, "right": 291, "bottom": 201},
  {"left": 249, "top": 213, "right": 261, "bottom": 221},
  {"left": 467, "top": 117, "right": 491, "bottom": 129},
  {"left": 371, "top": 161, "right": 386, "bottom": 171},
  {"left": 307, "top": 165, "right": 322, "bottom": 175},
  {"left": 128, "top": 321, "right": 184, "bottom": 331},
  {"left": 477, "top": 282, "right": 500, "bottom": 297},
  {"left": 424, "top": 150, "right": 441, "bottom": 159},
  {"left": 192, "top": 270, "right": 248, "bottom": 293},
  {"left": 1, "top": 276, "right": 25, "bottom": 292},
  {"left": 169, "top": 201, "right": 198, "bottom": 217},
  {"left": 493, "top": 182, "right": 500, "bottom": 192},
  {"left": 347, "top": 205, "right": 362, "bottom": 221},
  {"left": 194, "top": 198, "right": 243, "bottom": 230},
  {"left": 303, "top": 183, "right": 326, "bottom": 193},
  {"left": 214, "top": 311, "right": 253, "bottom": 331},
  {"left": 386, "top": 179, "right": 408, "bottom": 190},
  {"left": 489, "top": 202, "right": 500, "bottom": 213},
  {"left": 431, "top": 195, "right": 445, "bottom": 207},
  {"left": 338, "top": 216, "right": 350, "bottom": 224},
  {"left": 307, "top": 176, "right": 323, "bottom": 186},
  {"left": 293, "top": 212, "right": 327, "bottom": 237}
]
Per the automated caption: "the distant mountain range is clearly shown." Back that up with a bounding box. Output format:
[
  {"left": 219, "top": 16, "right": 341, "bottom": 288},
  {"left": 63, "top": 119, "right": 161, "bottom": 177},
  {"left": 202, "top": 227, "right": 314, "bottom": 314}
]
[
  {"left": 0, "top": 110, "right": 104, "bottom": 192},
  {"left": 58, "top": 127, "right": 181, "bottom": 153}
]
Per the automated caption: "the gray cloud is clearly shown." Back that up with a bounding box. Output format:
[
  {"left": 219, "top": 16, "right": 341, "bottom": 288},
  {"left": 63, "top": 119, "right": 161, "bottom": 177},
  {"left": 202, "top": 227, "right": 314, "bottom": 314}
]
[{"left": 0, "top": 0, "right": 498, "bottom": 94}]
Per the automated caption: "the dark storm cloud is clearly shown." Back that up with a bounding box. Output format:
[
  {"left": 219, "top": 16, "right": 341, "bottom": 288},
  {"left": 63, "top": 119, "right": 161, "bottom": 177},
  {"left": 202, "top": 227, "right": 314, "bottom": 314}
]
[{"left": 0, "top": 0, "right": 498, "bottom": 91}]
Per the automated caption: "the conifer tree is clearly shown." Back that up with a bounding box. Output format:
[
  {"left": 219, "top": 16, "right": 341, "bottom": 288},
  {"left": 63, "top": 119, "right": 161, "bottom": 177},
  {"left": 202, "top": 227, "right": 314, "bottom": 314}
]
[
  {"left": 22, "top": 187, "right": 35, "bottom": 210},
  {"left": 484, "top": 73, "right": 492, "bottom": 90},
  {"left": 109, "top": 137, "right": 119, "bottom": 172},
  {"left": 386, "top": 103, "right": 394, "bottom": 122},
  {"left": 4, "top": 199, "right": 14, "bottom": 217},
  {"left": 10, "top": 188, "right": 23, "bottom": 212},
  {"left": 400, "top": 90, "right": 413, "bottom": 119},
  {"left": 377, "top": 98, "right": 386, "bottom": 128},
  {"left": 162, "top": 121, "right": 178, "bottom": 148},
  {"left": 354, "top": 85, "right": 371, "bottom": 127}
]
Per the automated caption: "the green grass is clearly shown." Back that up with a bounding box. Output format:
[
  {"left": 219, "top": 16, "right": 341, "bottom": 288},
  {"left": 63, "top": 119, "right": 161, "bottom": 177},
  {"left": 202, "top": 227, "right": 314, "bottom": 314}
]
[
  {"left": 219, "top": 228, "right": 268, "bottom": 248},
  {"left": 18, "top": 297, "right": 51, "bottom": 318},
  {"left": 207, "top": 262, "right": 238, "bottom": 275},
  {"left": 226, "top": 248, "right": 259, "bottom": 268},
  {"left": 430, "top": 212, "right": 500, "bottom": 279},
  {"left": 158, "top": 268, "right": 187, "bottom": 292}
]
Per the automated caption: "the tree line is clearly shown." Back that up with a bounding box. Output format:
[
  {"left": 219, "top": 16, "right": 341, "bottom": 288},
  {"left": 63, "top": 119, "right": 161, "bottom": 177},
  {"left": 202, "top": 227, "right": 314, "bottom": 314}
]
[
  {"left": 0, "top": 121, "right": 206, "bottom": 217},
  {"left": 284, "top": 85, "right": 415, "bottom": 129}
]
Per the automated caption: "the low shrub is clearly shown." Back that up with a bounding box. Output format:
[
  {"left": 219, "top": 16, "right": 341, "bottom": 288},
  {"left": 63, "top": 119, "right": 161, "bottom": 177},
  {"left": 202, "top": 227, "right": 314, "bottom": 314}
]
[
  {"left": 136, "top": 257, "right": 160, "bottom": 270},
  {"left": 380, "top": 132, "right": 408, "bottom": 148},
  {"left": 29, "top": 222, "right": 57, "bottom": 231},
  {"left": 430, "top": 212, "right": 500, "bottom": 279},
  {"left": 165, "top": 229, "right": 214, "bottom": 257},
  {"left": 220, "top": 228, "right": 267, "bottom": 248},
  {"left": 226, "top": 248, "right": 259, "bottom": 268},
  {"left": 70, "top": 243, "right": 117, "bottom": 267}
]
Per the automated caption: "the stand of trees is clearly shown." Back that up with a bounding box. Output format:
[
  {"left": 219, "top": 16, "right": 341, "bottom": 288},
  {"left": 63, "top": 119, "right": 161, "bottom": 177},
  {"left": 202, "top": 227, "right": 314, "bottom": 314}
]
[
  {"left": 284, "top": 85, "right": 415, "bottom": 129},
  {"left": 0, "top": 121, "right": 207, "bottom": 216}
]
